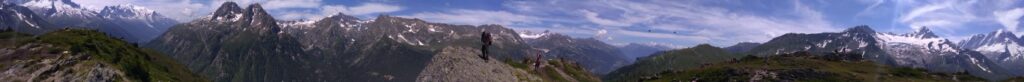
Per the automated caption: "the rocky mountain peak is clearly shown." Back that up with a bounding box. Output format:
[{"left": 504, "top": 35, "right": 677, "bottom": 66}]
[
  {"left": 904, "top": 27, "right": 940, "bottom": 38},
  {"left": 373, "top": 14, "right": 426, "bottom": 23},
  {"left": 323, "top": 13, "right": 359, "bottom": 21},
  {"left": 842, "top": 25, "right": 875, "bottom": 33},
  {"left": 211, "top": 2, "right": 242, "bottom": 20},
  {"left": 993, "top": 29, "right": 1017, "bottom": 39},
  {"left": 959, "top": 29, "right": 1023, "bottom": 49},
  {"left": 241, "top": 3, "right": 280, "bottom": 33},
  {"left": 242, "top": 3, "right": 272, "bottom": 20},
  {"left": 244, "top": 3, "right": 267, "bottom": 15}
]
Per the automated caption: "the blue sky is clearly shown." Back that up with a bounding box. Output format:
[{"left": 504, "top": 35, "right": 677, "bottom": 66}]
[{"left": 70, "top": 0, "right": 1024, "bottom": 48}]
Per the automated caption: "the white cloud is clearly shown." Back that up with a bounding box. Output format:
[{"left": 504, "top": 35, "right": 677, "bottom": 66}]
[
  {"left": 621, "top": 0, "right": 834, "bottom": 44},
  {"left": 278, "top": 11, "right": 322, "bottom": 20},
  {"left": 900, "top": 3, "right": 951, "bottom": 23},
  {"left": 594, "top": 29, "right": 611, "bottom": 40},
  {"left": 262, "top": 0, "right": 321, "bottom": 10},
  {"left": 615, "top": 30, "right": 712, "bottom": 43},
  {"left": 402, "top": 10, "right": 539, "bottom": 26},
  {"left": 889, "top": 0, "right": 965, "bottom": 33},
  {"left": 320, "top": 5, "right": 346, "bottom": 14},
  {"left": 348, "top": 3, "right": 402, "bottom": 15},
  {"left": 210, "top": 0, "right": 262, "bottom": 6},
  {"left": 994, "top": 8, "right": 1024, "bottom": 32},
  {"left": 580, "top": 10, "right": 631, "bottom": 27},
  {"left": 497, "top": 0, "right": 840, "bottom": 46},
  {"left": 209, "top": 0, "right": 323, "bottom": 9},
  {"left": 888, "top": 0, "right": 1023, "bottom": 39},
  {"left": 322, "top": 3, "right": 402, "bottom": 16}
]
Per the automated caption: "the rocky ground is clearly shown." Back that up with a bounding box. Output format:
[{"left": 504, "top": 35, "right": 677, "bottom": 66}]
[
  {"left": 0, "top": 43, "right": 129, "bottom": 82},
  {"left": 416, "top": 46, "right": 600, "bottom": 82},
  {"left": 416, "top": 47, "right": 533, "bottom": 82}
]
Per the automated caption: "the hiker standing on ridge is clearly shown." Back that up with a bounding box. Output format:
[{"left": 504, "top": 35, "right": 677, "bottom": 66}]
[{"left": 481, "top": 31, "right": 492, "bottom": 61}]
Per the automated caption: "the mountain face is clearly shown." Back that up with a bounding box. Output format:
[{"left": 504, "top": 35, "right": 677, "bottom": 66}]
[
  {"left": 958, "top": 30, "right": 1024, "bottom": 75},
  {"left": 619, "top": 43, "right": 672, "bottom": 61},
  {"left": 0, "top": 29, "right": 206, "bottom": 82},
  {"left": 0, "top": 2, "right": 55, "bottom": 34},
  {"left": 746, "top": 26, "right": 1011, "bottom": 80},
  {"left": 724, "top": 42, "right": 761, "bottom": 53},
  {"left": 147, "top": 2, "right": 538, "bottom": 82},
  {"left": 605, "top": 44, "right": 744, "bottom": 82},
  {"left": 146, "top": 3, "right": 310, "bottom": 82},
  {"left": 526, "top": 33, "right": 630, "bottom": 75},
  {"left": 5, "top": 0, "right": 178, "bottom": 43}
]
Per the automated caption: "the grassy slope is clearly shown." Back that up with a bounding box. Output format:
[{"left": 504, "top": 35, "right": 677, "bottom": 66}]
[
  {"left": 1004, "top": 77, "right": 1024, "bottom": 82},
  {"left": 605, "top": 44, "right": 745, "bottom": 82},
  {"left": 641, "top": 52, "right": 987, "bottom": 82},
  {"left": 504, "top": 59, "right": 602, "bottom": 82},
  {"left": 15, "top": 29, "right": 206, "bottom": 81}
]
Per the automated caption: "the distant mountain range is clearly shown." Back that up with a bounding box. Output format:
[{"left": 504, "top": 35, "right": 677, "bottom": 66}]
[
  {"left": 619, "top": 43, "right": 673, "bottom": 61},
  {"left": 1, "top": 0, "right": 177, "bottom": 43},
  {"left": 724, "top": 42, "right": 760, "bottom": 53},
  {"left": 608, "top": 26, "right": 1024, "bottom": 81},
  {"left": 958, "top": 29, "right": 1024, "bottom": 76},
  {"left": 524, "top": 32, "right": 631, "bottom": 75},
  {"left": 743, "top": 26, "right": 1014, "bottom": 80}
]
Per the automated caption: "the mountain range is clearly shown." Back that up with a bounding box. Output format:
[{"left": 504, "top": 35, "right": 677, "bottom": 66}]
[
  {"left": 958, "top": 29, "right": 1024, "bottom": 74},
  {"left": 523, "top": 32, "right": 631, "bottom": 75},
  {"left": 2, "top": 0, "right": 177, "bottom": 43},
  {"left": 744, "top": 26, "right": 1015, "bottom": 80},
  {"left": 619, "top": 43, "right": 673, "bottom": 62},
  {"left": 144, "top": 2, "right": 616, "bottom": 81}
]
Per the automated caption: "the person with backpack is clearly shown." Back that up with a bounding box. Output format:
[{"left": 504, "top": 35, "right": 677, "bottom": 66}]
[{"left": 480, "top": 31, "right": 492, "bottom": 61}]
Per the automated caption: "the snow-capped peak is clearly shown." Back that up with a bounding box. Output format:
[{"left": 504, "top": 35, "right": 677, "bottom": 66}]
[
  {"left": 518, "top": 30, "right": 551, "bottom": 39},
  {"left": 960, "top": 30, "right": 1021, "bottom": 50},
  {"left": 278, "top": 20, "right": 316, "bottom": 29},
  {"left": 876, "top": 32, "right": 958, "bottom": 53},
  {"left": 903, "top": 27, "right": 940, "bottom": 38},
  {"left": 959, "top": 29, "right": 1024, "bottom": 64},
  {"left": 18, "top": 0, "right": 97, "bottom": 17},
  {"left": 20, "top": 0, "right": 81, "bottom": 8},
  {"left": 98, "top": 4, "right": 156, "bottom": 17}
]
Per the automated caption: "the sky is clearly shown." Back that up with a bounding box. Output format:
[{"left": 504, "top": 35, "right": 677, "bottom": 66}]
[{"left": 67, "top": 0, "right": 1024, "bottom": 48}]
